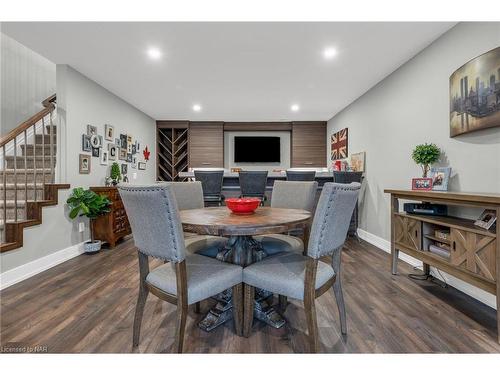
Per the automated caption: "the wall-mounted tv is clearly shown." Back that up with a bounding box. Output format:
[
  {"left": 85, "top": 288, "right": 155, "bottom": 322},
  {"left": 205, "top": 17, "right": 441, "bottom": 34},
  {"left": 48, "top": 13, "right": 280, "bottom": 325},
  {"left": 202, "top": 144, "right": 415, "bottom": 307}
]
[{"left": 234, "top": 136, "right": 280, "bottom": 163}]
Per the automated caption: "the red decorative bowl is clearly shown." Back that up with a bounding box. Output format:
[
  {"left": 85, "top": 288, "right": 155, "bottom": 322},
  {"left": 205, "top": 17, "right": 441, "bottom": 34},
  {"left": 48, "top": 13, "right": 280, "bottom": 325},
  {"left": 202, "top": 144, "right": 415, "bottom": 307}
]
[{"left": 225, "top": 198, "right": 261, "bottom": 215}]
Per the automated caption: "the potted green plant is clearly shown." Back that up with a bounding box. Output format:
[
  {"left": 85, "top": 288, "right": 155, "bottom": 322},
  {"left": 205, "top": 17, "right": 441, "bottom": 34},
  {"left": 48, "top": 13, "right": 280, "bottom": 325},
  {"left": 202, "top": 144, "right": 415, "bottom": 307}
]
[
  {"left": 411, "top": 143, "right": 441, "bottom": 177},
  {"left": 67, "top": 187, "right": 112, "bottom": 253},
  {"left": 110, "top": 162, "right": 121, "bottom": 186}
]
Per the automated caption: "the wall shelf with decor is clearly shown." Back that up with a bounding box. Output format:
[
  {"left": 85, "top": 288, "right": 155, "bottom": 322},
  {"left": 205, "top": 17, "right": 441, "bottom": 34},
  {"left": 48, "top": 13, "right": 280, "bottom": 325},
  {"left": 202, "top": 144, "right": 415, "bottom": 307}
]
[
  {"left": 157, "top": 121, "right": 189, "bottom": 181},
  {"left": 385, "top": 189, "right": 500, "bottom": 343}
]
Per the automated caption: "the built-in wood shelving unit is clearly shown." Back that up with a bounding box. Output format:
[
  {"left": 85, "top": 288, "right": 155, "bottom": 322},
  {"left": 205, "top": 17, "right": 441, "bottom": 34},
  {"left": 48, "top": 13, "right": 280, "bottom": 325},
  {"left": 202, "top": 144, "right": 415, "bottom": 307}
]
[{"left": 157, "top": 121, "right": 189, "bottom": 181}]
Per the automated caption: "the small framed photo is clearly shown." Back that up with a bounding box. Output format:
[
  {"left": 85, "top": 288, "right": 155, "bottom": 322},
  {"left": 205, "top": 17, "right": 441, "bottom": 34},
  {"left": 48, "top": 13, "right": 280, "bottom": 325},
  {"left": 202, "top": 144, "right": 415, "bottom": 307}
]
[
  {"left": 115, "top": 138, "right": 121, "bottom": 146},
  {"left": 105, "top": 124, "right": 114, "bottom": 141},
  {"left": 474, "top": 210, "right": 497, "bottom": 230},
  {"left": 429, "top": 167, "right": 451, "bottom": 191},
  {"left": 90, "top": 134, "right": 101, "bottom": 148},
  {"left": 100, "top": 150, "right": 109, "bottom": 165},
  {"left": 136, "top": 141, "right": 140, "bottom": 151},
  {"left": 120, "top": 134, "right": 127, "bottom": 149},
  {"left": 126, "top": 153, "right": 133, "bottom": 163},
  {"left": 121, "top": 163, "right": 128, "bottom": 175},
  {"left": 82, "top": 134, "right": 91, "bottom": 152},
  {"left": 131, "top": 155, "right": 137, "bottom": 168},
  {"left": 131, "top": 144, "right": 137, "bottom": 154},
  {"left": 119, "top": 148, "right": 127, "bottom": 160},
  {"left": 92, "top": 147, "right": 100, "bottom": 158},
  {"left": 79, "top": 154, "right": 91, "bottom": 174},
  {"left": 98, "top": 135, "right": 103, "bottom": 148},
  {"left": 412, "top": 178, "right": 433, "bottom": 191},
  {"left": 138, "top": 162, "right": 146, "bottom": 170},
  {"left": 108, "top": 144, "right": 117, "bottom": 160},
  {"left": 87, "top": 124, "right": 97, "bottom": 136},
  {"left": 127, "top": 135, "right": 133, "bottom": 145}
]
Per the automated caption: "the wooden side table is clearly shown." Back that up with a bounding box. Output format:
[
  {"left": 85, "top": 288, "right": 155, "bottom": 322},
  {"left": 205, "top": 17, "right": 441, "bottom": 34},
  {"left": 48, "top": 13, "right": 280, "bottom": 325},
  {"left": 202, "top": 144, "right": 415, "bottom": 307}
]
[{"left": 90, "top": 186, "right": 131, "bottom": 248}]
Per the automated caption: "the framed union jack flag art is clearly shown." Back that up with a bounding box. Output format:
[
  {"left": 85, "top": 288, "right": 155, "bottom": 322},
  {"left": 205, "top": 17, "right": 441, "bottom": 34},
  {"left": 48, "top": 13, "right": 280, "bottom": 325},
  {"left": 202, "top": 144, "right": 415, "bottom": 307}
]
[{"left": 331, "top": 128, "right": 348, "bottom": 160}]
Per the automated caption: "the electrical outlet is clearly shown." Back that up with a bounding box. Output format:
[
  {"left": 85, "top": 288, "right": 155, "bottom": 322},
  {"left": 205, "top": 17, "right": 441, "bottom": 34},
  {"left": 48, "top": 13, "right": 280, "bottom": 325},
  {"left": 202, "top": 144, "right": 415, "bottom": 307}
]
[{"left": 79, "top": 222, "right": 85, "bottom": 233}]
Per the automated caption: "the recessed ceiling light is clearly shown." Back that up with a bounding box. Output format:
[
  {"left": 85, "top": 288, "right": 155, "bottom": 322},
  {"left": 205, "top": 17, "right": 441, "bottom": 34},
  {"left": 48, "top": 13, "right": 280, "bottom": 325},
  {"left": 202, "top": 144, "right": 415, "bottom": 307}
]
[
  {"left": 323, "top": 47, "right": 338, "bottom": 60},
  {"left": 291, "top": 104, "right": 300, "bottom": 112},
  {"left": 192, "top": 104, "right": 202, "bottom": 112},
  {"left": 147, "top": 47, "right": 162, "bottom": 60}
]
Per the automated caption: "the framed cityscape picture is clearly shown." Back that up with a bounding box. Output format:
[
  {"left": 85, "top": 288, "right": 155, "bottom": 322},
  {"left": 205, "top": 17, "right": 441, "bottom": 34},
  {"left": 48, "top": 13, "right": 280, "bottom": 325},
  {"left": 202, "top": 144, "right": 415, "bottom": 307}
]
[
  {"left": 450, "top": 46, "right": 500, "bottom": 137},
  {"left": 82, "top": 134, "right": 91, "bottom": 152}
]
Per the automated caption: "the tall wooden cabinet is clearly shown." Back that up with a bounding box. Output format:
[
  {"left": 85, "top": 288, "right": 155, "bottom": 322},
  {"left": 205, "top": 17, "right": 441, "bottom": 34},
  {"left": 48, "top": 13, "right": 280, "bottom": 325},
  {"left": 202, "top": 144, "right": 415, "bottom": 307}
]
[
  {"left": 386, "top": 189, "right": 500, "bottom": 343},
  {"left": 188, "top": 122, "right": 224, "bottom": 168},
  {"left": 291, "top": 121, "right": 327, "bottom": 167}
]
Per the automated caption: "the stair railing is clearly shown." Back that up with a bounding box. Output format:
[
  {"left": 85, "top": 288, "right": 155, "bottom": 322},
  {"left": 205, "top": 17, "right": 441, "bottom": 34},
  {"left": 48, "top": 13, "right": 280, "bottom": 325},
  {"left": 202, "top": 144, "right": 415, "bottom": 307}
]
[{"left": 0, "top": 94, "right": 56, "bottom": 242}]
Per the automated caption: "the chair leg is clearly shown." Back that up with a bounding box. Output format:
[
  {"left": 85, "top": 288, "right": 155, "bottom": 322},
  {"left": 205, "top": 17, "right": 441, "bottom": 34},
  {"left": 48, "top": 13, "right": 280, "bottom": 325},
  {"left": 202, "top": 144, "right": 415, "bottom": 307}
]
[
  {"left": 232, "top": 283, "right": 243, "bottom": 336},
  {"left": 303, "top": 295, "right": 319, "bottom": 353},
  {"left": 174, "top": 302, "right": 188, "bottom": 353},
  {"left": 194, "top": 301, "right": 201, "bottom": 314},
  {"left": 332, "top": 249, "right": 347, "bottom": 335},
  {"left": 278, "top": 295, "right": 288, "bottom": 313},
  {"left": 243, "top": 285, "right": 255, "bottom": 337},
  {"left": 132, "top": 283, "right": 149, "bottom": 347},
  {"left": 133, "top": 252, "right": 150, "bottom": 347}
]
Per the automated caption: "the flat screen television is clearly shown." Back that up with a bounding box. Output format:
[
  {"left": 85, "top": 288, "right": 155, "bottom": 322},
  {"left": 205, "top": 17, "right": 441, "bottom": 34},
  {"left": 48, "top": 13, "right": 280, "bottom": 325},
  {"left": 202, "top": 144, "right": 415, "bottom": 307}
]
[{"left": 234, "top": 136, "right": 280, "bottom": 163}]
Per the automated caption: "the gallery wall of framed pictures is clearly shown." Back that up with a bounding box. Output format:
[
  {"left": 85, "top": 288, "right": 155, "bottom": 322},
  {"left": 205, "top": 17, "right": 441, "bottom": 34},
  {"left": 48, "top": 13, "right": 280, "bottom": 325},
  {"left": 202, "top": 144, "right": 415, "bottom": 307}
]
[{"left": 79, "top": 123, "right": 150, "bottom": 183}]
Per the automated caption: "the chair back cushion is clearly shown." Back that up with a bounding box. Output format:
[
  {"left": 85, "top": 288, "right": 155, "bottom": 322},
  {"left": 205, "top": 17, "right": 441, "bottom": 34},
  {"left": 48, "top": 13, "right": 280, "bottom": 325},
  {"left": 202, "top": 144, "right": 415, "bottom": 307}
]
[
  {"left": 160, "top": 181, "right": 204, "bottom": 210},
  {"left": 286, "top": 170, "right": 316, "bottom": 181},
  {"left": 239, "top": 171, "right": 268, "bottom": 197},
  {"left": 307, "top": 182, "right": 360, "bottom": 259},
  {"left": 194, "top": 170, "right": 224, "bottom": 197},
  {"left": 119, "top": 185, "right": 186, "bottom": 262},
  {"left": 333, "top": 171, "right": 363, "bottom": 183},
  {"left": 271, "top": 180, "right": 318, "bottom": 212}
]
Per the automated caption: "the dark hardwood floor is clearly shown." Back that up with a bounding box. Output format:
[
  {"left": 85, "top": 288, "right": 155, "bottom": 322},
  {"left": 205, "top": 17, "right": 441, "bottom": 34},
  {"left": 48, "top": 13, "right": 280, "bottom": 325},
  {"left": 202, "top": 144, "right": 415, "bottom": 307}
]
[{"left": 1, "top": 237, "right": 499, "bottom": 353}]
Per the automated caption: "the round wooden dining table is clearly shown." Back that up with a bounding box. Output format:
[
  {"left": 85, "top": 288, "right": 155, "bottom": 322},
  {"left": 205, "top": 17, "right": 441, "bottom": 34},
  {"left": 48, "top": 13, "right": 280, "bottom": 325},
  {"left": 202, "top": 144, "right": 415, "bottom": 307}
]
[{"left": 180, "top": 206, "right": 311, "bottom": 332}]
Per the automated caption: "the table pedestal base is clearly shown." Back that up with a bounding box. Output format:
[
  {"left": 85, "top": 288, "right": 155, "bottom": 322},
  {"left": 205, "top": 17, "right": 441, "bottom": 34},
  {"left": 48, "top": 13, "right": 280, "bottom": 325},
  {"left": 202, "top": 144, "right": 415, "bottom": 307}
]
[{"left": 198, "top": 235, "right": 286, "bottom": 332}]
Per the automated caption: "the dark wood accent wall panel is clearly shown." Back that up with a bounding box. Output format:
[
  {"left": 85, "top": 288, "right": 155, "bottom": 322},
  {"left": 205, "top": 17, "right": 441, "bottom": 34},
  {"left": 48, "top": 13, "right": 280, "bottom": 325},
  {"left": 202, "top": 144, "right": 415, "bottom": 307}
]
[
  {"left": 188, "top": 122, "right": 224, "bottom": 168},
  {"left": 224, "top": 122, "right": 292, "bottom": 131},
  {"left": 291, "top": 121, "right": 327, "bottom": 167}
]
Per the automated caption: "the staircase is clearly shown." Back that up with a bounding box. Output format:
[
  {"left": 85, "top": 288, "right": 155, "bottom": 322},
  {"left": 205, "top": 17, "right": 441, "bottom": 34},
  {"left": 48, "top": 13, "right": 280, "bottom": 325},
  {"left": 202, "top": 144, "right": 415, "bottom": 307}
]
[{"left": 0, "top": 94, "right": 70, "bottom": 252}]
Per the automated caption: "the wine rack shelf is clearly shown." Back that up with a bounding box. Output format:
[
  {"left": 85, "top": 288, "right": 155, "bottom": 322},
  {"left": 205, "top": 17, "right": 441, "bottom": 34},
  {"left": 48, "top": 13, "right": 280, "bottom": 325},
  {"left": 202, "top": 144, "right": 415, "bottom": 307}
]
[{"left": 157, "top": 122, "right": 189, "bottom": 181}]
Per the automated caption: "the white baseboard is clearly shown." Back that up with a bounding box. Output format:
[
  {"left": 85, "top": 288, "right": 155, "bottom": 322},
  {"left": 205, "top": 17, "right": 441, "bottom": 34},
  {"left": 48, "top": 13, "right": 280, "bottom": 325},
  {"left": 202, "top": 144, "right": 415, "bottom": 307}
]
[
  {"left": 0, "top": 242, "right": 85, "bottom": 290},
  {"left": 357, "top": 228, "right": 497, "bottom": 310}
]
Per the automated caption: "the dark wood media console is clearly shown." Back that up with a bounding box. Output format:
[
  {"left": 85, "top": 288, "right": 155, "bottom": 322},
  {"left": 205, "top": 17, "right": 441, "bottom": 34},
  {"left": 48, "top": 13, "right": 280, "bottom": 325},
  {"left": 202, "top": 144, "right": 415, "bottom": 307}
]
[{"left": 385, "top": 189, "right": 500, "bottom": 343}]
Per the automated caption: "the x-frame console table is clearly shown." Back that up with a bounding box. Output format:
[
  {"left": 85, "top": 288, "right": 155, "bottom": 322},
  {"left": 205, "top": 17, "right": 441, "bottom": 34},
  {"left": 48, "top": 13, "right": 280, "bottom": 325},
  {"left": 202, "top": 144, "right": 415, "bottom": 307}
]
[{"left": 385, "top": 189, "right": 500, "bottom": 343}]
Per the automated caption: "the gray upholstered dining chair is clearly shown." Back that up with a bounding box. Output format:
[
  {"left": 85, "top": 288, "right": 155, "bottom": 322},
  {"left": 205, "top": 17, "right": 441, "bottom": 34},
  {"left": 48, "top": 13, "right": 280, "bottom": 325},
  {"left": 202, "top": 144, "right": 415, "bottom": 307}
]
[
  {"left": 333, "top": 171, "right": 363, "bottom": 239},
  {"left": 286, "top": 170, "right": 316, "bottom": 181},
  {"left": 242, "top": 182, "right": 360, "bottom": 353},
  {"left": 238, "top": 170, "right": 268, "bottom": 205},
  {"left": 254, "top": 180, "right": 318, "bottom": 255},
  {"left": 119, "top": 185, "right": 243, "bottom": 353},
  {"left": 194, "top": 169, "right": 225, "bottom": 206},
  {"left": 162, "top": 181, "right": 228, "bottom": 254}
]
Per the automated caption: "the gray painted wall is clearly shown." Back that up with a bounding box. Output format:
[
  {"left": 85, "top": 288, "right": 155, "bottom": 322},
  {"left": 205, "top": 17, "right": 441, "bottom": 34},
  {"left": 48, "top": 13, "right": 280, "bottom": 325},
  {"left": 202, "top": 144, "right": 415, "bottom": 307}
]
[
  {"left": 327, "top": 22, "right": 500, "bottom": 307},
  {"left": 0, "top": 32, "right": 56, "bottom": 135},
  {"left": 0, "top": 65, "right": 156, "bottom": 273}
]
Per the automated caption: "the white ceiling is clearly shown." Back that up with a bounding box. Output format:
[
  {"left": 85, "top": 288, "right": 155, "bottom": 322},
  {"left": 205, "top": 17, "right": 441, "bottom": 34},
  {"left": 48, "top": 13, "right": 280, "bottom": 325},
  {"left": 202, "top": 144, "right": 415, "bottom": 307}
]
[{"left": 2, "top": 22, "right": 455, "bottom": 121}]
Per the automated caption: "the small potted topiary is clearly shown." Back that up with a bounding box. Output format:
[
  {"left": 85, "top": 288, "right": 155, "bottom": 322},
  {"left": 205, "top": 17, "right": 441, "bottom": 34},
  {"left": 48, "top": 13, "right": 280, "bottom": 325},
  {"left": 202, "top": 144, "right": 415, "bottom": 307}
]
[
  {"left": 110, "top": 162, "right": 121, "bottom": 186},
  {"left": 412, "top": 143, "right": 441, "bottom": 177},
  {"left": 67, "top": 187, "right": 112, "bottom": 253}
]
